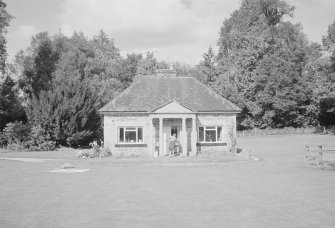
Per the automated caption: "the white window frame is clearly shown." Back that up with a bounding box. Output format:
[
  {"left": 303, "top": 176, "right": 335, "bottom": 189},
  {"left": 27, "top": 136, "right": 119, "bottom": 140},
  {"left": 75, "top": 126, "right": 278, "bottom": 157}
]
[
  {"left": 198, "top": 126, "right": 223, "bottom": 143},
  {"left": 118, "top": 127, "right": 144, "bottom": 144}
]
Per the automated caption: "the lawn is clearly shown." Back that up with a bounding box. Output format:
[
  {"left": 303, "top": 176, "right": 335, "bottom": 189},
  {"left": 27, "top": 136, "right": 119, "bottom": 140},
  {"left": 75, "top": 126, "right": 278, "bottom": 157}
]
[{"left": 0, "top": 134, "right": 335, "bottom": 228}]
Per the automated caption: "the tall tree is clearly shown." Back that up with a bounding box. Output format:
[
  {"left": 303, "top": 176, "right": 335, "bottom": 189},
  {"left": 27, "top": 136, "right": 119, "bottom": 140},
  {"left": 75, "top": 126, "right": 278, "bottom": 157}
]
[
  {"left": 316, "top": 19, "right": 335, "bottom": 126},
  {"left": 18, "top": 32, "right": 59, "bottom": 99},
  {"left": 0, "top": 0, "right": 13, "bottom": 73},
  {"left": 23, "top": 31, "right": 123, "bottom": 146},
  {"left": 214, "top": 0, "right": 313, "bottom": 129},
  {"left": 322, "top": 20, "right": 335, "bottom": 53},
  {"left": 197, "top": 46, "right": 217, "bottom": 84}
]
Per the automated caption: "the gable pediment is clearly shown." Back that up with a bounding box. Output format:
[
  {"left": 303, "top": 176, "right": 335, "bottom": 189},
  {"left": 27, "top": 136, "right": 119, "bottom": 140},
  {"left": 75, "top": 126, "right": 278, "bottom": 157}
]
[{"left": 151, "top": 101, "right": 194, "bottom": 113}]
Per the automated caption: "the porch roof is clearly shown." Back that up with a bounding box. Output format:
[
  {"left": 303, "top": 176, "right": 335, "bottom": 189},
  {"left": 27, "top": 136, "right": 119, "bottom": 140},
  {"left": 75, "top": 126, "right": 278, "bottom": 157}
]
[{"left": 99, "top": 76, "right": 241, "bottom": 113}]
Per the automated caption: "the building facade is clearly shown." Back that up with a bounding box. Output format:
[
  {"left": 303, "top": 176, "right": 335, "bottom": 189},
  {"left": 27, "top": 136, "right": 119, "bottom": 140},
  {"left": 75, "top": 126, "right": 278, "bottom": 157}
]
[{"left": 99, "top": 74, "right": 241, "bottom": 157}]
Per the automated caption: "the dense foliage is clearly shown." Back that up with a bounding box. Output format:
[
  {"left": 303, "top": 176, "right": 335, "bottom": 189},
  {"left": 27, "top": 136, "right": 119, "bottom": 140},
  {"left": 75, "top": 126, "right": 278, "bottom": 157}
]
[
  {"left": 0, "top": 0, "right": 12, "bottom": 73},
  {"left": 194, "top": 0, "right": 335, "bottom": 130},
  {"left": 1, "top": 122, "right": 55, "bottom": 151},
  {"left": 0, "top": 73, "right": 26, "bottom": 131},
  {"left": 15, "top": 31, "right": 126, "bottom": 147}
]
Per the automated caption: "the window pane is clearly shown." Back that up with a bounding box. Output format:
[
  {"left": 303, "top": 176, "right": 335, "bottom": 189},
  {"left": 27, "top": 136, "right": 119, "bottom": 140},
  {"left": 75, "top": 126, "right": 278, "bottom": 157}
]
[
  {"left": 205, "top": 130, "right": 216, "bottom": 142},
  {"left": 137, "top": 128, "right": 143, "bottom": 142},
  {"left": 125, "top": 131, "right": 136, "bottom": 143},
  {"left": 119, "top": 128, "right": 124, "bottom": 143},
  {"left": 217, "top": 127, "right": 222, "bottom": 141},
  {"left": 126, "top": 127, "right": 136, "bottom": 131},
  {"left": 199, "top": 127, "right": 204, "bottom": 142}
]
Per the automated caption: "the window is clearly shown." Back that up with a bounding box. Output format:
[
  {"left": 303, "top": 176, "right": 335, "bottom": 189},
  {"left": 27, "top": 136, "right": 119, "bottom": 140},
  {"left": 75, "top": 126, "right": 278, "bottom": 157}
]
[
  {"left": 198, "top": 126, "right": 223, "bottom": 142},
  {"left": 118, "top": 127, "right": 144, "bottom": 143}
]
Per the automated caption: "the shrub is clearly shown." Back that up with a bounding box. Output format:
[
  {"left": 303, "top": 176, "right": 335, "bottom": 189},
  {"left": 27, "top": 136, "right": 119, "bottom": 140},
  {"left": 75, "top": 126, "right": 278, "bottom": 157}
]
[
  {"left": 75, "top": 141, "right": 111, "bottom": 158},
  {"left": 2, "top": 122, "right": 56, "bottom": 151},
  {"left": 74, "top": 150, "right": 91, "bottom": 158},
  {"left": 99, "top": 147, "right": 112, "bottom": 158},
  {"left": 26, "top": 125, "right": 56, "bottom": 151},
  {"left": 66, "top": 131, "right": 93, "bottom": 148},
  {"left": 0, "top": 132, "right": 7, "bottom": 147},
  {"left": 3, "top": 122, "right": 31, "bottom": 144}
]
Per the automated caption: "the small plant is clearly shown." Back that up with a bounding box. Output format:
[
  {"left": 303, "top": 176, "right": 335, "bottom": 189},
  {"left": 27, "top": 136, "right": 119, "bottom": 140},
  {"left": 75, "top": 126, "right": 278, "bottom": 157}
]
[
  {"left": 0, "top": 132, "right": 7, "bottom": 147},
  {"left": 74, "top": 150, "right": 91, "bottom": 158},
  {"left": 75, "top": 140, "right": 111, "bottom": 158},
  {"left": 99, "top": 147, "right": 112, "bottom": 158}
]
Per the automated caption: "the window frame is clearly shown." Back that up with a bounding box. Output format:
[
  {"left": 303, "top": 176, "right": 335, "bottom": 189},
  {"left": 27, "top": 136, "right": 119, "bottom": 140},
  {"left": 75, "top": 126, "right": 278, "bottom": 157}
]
[
  {"left": 198, "top": 126, "right": 223, "bottom": 143},
  {"left": 118, "top": 126, "right": 144, "bottom": 144}
]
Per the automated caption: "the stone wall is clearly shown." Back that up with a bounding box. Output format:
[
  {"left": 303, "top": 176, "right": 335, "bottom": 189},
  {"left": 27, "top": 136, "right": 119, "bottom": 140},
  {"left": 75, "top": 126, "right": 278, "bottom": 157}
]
[
  {"left": 104, "top": 114, "right": 150, "bottom": 157},
  {"left": 197, "top": 114, "right": 236, "bottom": 154}
]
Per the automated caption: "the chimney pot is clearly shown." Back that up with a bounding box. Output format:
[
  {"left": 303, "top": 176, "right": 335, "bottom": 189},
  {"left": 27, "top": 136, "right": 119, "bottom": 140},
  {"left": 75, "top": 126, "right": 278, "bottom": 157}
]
[{"left": 169, "top": 63, "right": 173, "bottom": 70}]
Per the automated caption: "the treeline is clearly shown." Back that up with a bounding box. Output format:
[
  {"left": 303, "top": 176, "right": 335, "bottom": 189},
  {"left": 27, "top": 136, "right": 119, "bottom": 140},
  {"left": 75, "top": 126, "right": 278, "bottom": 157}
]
[
  {"left": 195, "top": 0, "right": 335, "bottom": 130},
  {"left": 0, "top": 29, "right": 192, "bottom": 148},
  {"left": 1, "top": 0, "right": 335, "bottom": 149}
]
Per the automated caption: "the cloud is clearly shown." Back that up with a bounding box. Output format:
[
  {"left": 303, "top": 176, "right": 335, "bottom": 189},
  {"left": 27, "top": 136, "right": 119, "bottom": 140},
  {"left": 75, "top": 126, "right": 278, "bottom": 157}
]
[
  {"left": 59, "top": 0, "right": 239, "bottom": 64},
  {"left": 6, "top": 25, "right": 40, "bottom": 61},
  {"left": 12, "top": 25, "right": 40, "bottom": 40}
]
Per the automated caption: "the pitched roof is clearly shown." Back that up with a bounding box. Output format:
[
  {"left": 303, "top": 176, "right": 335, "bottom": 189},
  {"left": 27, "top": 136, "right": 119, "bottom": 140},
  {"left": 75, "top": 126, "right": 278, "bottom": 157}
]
[{"left": 99, "top": 76, "right": 241, "bottom": 113}]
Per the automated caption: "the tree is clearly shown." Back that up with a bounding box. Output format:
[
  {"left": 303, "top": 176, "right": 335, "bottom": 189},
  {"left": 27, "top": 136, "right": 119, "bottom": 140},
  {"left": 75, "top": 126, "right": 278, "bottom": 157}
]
[
  {"left": 214, "top": 0, "right": 313, "bottom": 129},
  {"left": 0, "top": 0, "right": 13, "bottom": 73},
  {"left": 322, "top": 20, "right": 335, "bottom": 52},
  {"left": 197, "top": 46, "right": 217, "bottom": 84},
  {"left": 22, "top": 31, "right": 124, "bottom": 146},
  {"left": 315, "top": 19, "right": 335, "bottom": 126},
  {"left": 136, "top": 52, "right": 157, "bottom": 75},
  {"left": 0, "top": 75, "right": 26, "bottom": 131},
  {"left": 26, "top": 78, "right": 101, "bottom": 146},
  {"left": 118, "top": 53, "right": 142, "bottom": 88},
  {"left": 18, "top": 32, "right": 59, "bottom": 99}
]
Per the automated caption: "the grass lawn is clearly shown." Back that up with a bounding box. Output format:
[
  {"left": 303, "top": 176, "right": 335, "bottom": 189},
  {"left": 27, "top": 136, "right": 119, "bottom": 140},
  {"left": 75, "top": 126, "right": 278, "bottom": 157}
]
[{"left": 0, "top": 134, "right": 335, "bottom": 228}]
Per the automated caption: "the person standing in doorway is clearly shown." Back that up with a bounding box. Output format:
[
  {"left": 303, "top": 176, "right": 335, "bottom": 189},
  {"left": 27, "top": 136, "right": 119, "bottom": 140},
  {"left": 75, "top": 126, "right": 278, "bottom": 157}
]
[{"left": 169, "top": 133, "right": 177, "bottom": 156}]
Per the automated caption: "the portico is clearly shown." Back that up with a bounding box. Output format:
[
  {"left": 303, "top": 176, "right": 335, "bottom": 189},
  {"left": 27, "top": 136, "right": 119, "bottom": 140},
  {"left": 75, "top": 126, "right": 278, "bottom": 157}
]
[{"left": 148, "top": 113, "right": 197, "bottom": 157}]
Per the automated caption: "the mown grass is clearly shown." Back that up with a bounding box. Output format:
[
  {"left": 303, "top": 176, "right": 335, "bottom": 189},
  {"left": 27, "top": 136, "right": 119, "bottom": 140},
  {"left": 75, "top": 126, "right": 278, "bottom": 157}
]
[{"left": 0, "top": 134, "right": 335, "bottom": 228}]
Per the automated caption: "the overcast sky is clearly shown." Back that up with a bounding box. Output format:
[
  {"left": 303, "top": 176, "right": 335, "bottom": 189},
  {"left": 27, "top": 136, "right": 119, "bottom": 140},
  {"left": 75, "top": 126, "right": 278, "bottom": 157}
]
[{"left": 6, "top": 0, "right": 335, "bottom": 65}]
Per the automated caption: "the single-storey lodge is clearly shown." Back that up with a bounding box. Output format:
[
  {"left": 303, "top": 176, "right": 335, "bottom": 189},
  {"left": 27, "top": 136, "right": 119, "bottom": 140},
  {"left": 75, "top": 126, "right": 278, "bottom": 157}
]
[{"left": 99, "top": 69, "right": 241, "bottom": 157}]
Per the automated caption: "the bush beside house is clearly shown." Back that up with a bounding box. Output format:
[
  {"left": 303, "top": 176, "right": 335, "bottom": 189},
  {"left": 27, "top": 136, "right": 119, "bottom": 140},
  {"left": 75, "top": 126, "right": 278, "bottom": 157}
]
[{"left": 1, "top": 122, "right": 55, "bottom": 151}]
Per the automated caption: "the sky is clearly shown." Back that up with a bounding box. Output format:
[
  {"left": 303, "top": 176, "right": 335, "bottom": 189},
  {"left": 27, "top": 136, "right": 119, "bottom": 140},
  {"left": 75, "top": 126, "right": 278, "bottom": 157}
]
[{"left": 5, "top": 0, "right": 335, "bottom": 65}]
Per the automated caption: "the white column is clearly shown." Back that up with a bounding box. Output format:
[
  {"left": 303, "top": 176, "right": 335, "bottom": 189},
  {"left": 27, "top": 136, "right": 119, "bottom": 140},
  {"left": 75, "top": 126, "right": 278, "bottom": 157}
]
[
  {"left": 148, "top": 117, "right": 153, "bottom": 157},
  {"left": 231, "top": 116, "right": 237, "bottom": 153},
  {"left": 159, "top": 117, "right": 163, "bottom": 157},
  {"left": 191, "top": 116, "right": 197, "bottom": 156},
  {"left": 182, "top": 117, "right": 187, "bottom": 156}
]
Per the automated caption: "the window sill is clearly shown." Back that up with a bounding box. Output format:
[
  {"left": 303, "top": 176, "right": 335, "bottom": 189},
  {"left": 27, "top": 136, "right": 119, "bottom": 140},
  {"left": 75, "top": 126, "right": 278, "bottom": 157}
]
[
  {"left": 196, "top": 142, "right": 227, "bottom": 146},
  {"left": 115, "top": 144, "right": 147, "bottom": 148}
]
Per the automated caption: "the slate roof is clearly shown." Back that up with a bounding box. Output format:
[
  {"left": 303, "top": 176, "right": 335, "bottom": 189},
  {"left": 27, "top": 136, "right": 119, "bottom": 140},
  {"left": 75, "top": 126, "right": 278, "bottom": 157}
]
[{"left": 99, "top": 76, "right": 241, "bottom": 113}]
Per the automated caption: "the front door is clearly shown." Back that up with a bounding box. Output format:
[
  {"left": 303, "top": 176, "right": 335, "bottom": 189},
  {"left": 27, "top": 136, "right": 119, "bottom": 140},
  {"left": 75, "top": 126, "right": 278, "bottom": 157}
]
[{"left": 163, "top": 126, "right": 180, "bottom": 155}]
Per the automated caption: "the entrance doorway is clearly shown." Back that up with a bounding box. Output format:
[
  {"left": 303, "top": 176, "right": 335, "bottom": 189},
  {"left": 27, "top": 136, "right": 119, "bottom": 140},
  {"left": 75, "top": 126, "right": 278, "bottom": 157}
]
[
  {"left": 170, "top": 126, "right": 179, "bottom": 138},
  {"left": 163, "top": 125, "right": 181, "bottom": 156}
]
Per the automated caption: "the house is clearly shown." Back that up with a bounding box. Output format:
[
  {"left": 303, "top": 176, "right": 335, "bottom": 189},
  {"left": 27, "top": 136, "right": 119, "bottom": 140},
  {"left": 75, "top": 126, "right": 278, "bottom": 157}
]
[{"left": 99, "top": 70, "right": 241, "bottom": 157}]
